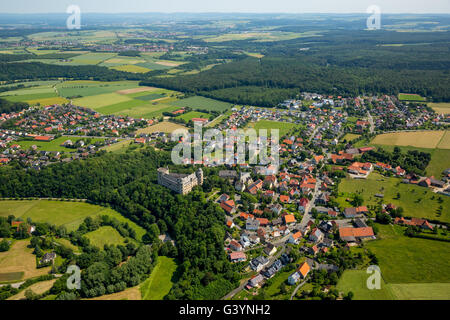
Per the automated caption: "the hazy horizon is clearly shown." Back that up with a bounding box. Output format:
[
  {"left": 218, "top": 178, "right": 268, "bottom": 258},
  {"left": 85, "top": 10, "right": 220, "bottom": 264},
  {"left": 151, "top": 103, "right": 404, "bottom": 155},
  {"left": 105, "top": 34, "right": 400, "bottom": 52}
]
[{"left": 0, "top": 0, "right": 449, "bottom": 14}]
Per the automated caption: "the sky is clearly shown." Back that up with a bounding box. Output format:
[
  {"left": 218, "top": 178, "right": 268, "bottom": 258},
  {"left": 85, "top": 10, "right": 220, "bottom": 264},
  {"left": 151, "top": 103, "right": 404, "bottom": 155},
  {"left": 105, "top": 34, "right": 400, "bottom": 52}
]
[{"left": 0, "top": 0, "right": 449, "bottom": 14}]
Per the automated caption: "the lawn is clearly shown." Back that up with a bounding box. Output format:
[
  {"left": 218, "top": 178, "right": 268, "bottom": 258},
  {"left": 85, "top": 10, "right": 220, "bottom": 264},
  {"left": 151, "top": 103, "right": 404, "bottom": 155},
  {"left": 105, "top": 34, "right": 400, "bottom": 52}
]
[
  {"left": 370, "top": 131, "right": 447, "bottom": 149},
  {"left": 366, "top": 224, "right": 450, "bottom": 284},
  {"left": 140, "top": 256, "right": 178, "bottom": 300},
  {"left": 169, "top": 96, "right": 233, "bottom": 112},
  {"left": 0, "top": 200, "right": 146, "bottom": 239},
  {"left": 336, "top": 270, "right": 396, "bottom": 300},
  {"left": 0, "top": 240, "right": 51, "bottom": 281},
  {"left": 247, "top": 120, "right": 297, "bottom": 137},
  {"left": 85, "top": 226, "right": 125, "bottom": 248},
  {"left": 337, "top": 172, "right": 450, "bottom": 222}
]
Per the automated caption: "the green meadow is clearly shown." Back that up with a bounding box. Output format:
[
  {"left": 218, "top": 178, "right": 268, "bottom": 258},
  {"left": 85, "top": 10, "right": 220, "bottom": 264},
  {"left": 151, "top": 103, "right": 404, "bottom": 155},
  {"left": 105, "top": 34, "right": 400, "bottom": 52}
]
[
  {"left": 247, "top": 120, "right": 297, "bottom": 137},
  {"left": 0, "top": 200, "right": 146, "bottom": 239},
  {"left": 14, "top": 137, "right": 105, "bottom": 153},
  {"left": 140, "top": 256, "right": 178, "bottom": 300},
  {"left": 85, "top": 226, "right": 126, "bottom": 248},
  {"left": 337, "top": 172, "right": 450, "bottom": 223},
  {"left": 176, "top": 111, "right": 210, "bottom": 122},
  {"left": 169, "top": 96, "right": 233, "bottom": 112},
  {"left": 366, "top": 224, "right": 450, "bottom": 284}
]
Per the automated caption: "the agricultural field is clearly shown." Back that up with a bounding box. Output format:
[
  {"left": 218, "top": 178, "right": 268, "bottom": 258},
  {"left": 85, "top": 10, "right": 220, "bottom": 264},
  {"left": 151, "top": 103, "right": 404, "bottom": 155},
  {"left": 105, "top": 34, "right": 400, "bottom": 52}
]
[
  {"left": 0, "top": 200, "right": 146, "bottom": 239},
  {"left": 370, "top": 130, "right": 449, "bottom": 149},
  {"left": 88, "top": 286, "right": 142, "bottom": 300},
  {"left": 366, "top": 131, "right": 450, "bottom": 177},
  {"left": 110, "top": 65, "right": 151, "bottom": 73},
  {"left": 428, "top": 102, "right": 450, "bottom": 115},
  {"left": 135, "top": 122, "right": 188, "bottom": 134},
  {"left": 169, "top": 96, "right": 233, "bottom": 112},
  {"left": 337, "top": 172, "right": 450, "bottom": 222},
  {"left": 366, "top": 224, "right": 450, "bottom": 285},
  {"left": 56, "top": 80, "right": 141, "bottom": 98},
  {"left": 72, "top": 92, "right": 132, "bottom": 109},
  {"left": 398, "top": 93, "right": 426, "bottom": 101},
  {"left": 246, "top": 120, "right": 297, "bottom": 137},
  {"left": 85, "top": 226, "right": 126, "bottom": 248},
  {"left": 140, "top": 256, "right": 178, "bottom": 300},
  {"left": 14, "top": 137, "right": 105, "bottom": 153},
  {"left": 0, "top": 240, "right": 51, "bottom": 281}
]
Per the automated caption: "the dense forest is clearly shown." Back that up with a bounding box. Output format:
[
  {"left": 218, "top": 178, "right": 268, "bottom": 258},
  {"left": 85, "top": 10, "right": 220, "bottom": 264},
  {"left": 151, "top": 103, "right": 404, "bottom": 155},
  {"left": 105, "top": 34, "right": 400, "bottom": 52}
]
[
  {"left": 143, "top": 56, "right": 450, "bottom": 107},
  {"left": 0, "top": 148, "right": 239, "bottom": 299},
  {"left": 0, "top": 61, "right": 147, "bottom": 82}
]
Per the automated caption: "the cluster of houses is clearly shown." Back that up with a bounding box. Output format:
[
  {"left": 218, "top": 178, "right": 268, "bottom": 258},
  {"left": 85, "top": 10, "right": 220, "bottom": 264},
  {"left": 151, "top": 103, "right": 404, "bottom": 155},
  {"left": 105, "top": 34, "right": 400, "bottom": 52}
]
[{"left": 6, "top": 104, "right": 150, "bottom": 137}]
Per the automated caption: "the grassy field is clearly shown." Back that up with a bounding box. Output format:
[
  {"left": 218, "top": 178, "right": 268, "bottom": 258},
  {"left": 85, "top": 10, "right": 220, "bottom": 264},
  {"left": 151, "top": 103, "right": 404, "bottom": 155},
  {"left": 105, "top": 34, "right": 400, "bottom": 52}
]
[
  {"left": 0, "top": 200, "right": 146, "bottom": 239},
  {"left": 336, "top": 270, "right": 395, "bottom": 300},
  {"left": 73, "top": 92, "right": 132, "bottom": 109},
  {"left": 57, "top": 80, "right": 140, "bottom": 98},
  {"left": 342, "top": 133, "right": 361, "bottom": 142},
  {"left": 169, "top": 96, "right": 232, "bottom": 112},
  {"left": 0, "top": 240, "right": 51, "bottom": 281},
  {"left": 429, "top": 102, "right": 450, "bottom": 115},
  {"left": 102, "top": 140, "right": 132, "bottom": 153},
  {"left": 111, "top": 64, "right": 151, "bottom": 73},
  {"left": 366, "top": 131, "right": 450, "bottom": 177},
  {"left": 14, "top": 136, "right": 105, "bottom": 153},
  {"left": 8, "top": 279, "right": 56, "bottom": 300},
  {"left": 337, "top": 172, "right": 450, "bottom": 222},
  {"left": 366, "top": 224, "right": 450, "bottom": 284},
  {"left": 95, "top": 99, "right": 148, "bottom": 115},
  {"left": 176, "top": 111, "right": 210, "bottom": 122},
  {"left": 425, "top": 148, "right": 450, "bottom": 178},
  {"left": 398, "top": 93, "right": 426, "bottom": 101},
  {"left": 140, "top": 256, "right": 178, "bottom": 300},
  {"left": 371, "top": 131, "right": 448, "bottom": 149},
  {"left": 85, "top": 226, "right": 125, "bottom": 248},
  {"left": 246, "top": 120, "right": 297, "bottom": 137},
  {"left": 135, "top": 122, "right": 188, "bottom": 134},
  {"left": 89, "top": 286, "right": 142, "bottom": 300},
  {"left": 388, "top": 283, "right": 450, "bottom": 300}
]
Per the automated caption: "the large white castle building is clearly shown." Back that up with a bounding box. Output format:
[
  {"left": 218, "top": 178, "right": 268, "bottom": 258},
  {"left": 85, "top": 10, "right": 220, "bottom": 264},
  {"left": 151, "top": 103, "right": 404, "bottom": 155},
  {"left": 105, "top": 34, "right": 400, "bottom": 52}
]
[{"left": 157, "top": 167, "right": 204, "bottom": 195}]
